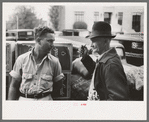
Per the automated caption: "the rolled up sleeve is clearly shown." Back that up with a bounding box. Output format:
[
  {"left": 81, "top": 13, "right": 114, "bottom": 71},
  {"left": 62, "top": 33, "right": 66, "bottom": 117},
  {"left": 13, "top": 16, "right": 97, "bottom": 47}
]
[
  {"left": 54, "top": 73, "right": 64, "bottom": 82},
  {"left": 9, "top": 56, "right": 22, "bottom": 81},
  {"left": 9, "top": 70, "right": 21, "bottom": 81}
]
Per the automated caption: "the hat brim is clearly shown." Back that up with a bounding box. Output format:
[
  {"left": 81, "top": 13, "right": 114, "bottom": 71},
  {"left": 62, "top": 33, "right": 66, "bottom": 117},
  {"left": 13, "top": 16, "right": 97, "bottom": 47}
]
[{"left": 86, "top": 34, "right": 116, "bottom": 39}]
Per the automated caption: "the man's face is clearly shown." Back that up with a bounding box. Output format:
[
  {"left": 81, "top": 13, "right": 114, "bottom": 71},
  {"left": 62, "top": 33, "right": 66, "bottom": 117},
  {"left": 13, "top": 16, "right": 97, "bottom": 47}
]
[
  {"left": 40, "top": 33, "right": 55, "bottom": 53},
  {"left": 90, "top": 37, "right": 106, "bottom": 55}
]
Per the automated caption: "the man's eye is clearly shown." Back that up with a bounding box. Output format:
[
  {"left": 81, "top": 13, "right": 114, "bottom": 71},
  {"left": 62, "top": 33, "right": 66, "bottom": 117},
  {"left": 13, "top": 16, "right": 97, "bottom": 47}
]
[{"left": 47, "top": 39, "right": 54, "bottom": 42}]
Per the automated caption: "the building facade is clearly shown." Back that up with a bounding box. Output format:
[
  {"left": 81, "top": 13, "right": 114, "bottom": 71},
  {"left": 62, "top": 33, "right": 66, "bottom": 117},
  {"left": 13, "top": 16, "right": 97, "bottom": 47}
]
[{"left": 59, "top": 5, "right": 144, "bottom": 34}]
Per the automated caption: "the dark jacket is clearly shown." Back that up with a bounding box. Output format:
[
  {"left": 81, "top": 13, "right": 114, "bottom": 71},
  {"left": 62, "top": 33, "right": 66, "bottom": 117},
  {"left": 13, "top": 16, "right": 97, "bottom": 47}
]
[{"left": 81, "top": 48, "right": 130, "bottom": 100}]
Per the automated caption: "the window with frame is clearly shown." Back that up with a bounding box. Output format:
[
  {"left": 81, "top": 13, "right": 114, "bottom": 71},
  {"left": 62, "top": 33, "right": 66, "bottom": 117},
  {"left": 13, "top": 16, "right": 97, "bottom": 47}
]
[
  {"left": 94, "top": 12, "right": 99, "bottom": 22},
  {"left": 75, "top": 11, "right": 84, "bottom": 22},
  {"left": 104, "top": 12, "right": 112, "bottom": 24},
  {"left": 118, "top": 12, "right": 123, "bottom": 25},
  {"left": 132, "top": 14, "right": 141, "bottom": 32}
]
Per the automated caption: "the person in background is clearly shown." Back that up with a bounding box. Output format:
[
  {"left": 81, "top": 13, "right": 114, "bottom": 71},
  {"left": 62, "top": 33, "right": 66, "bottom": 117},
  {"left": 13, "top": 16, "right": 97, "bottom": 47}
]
[
  {"left": 8, "top": 26, "right": 65, "bottom": 101},
  {"left": 80, "top": 21, "right": 130, "bottom": 100}
]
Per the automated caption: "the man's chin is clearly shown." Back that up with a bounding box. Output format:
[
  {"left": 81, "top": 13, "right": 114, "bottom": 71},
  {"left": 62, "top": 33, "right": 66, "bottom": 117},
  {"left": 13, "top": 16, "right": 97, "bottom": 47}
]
[
  {"left": 92, "top": 50, "right": 98, "bottom": 54},
  {"left": 93, "top": 52, "right": 99, "bottom": 55},
  {"left": 47, "top": 50, "right": 51, "bottom": 53},
  {"left": 44, "top": 49, "right": 51, "bottom": 54}
]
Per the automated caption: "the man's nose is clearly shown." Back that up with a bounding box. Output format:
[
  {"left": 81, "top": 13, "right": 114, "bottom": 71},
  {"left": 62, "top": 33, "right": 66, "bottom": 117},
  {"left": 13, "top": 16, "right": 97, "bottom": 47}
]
[
  {"left": 51, "top": 43, "right": 54, "bottom": 48},
  {"left": 50, "top": 41, "right": 54, "bottom": 46}
]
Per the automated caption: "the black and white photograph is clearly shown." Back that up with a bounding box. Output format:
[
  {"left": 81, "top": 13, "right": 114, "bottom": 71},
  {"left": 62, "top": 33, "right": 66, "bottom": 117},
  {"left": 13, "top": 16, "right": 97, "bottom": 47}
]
[{"left": 2, "top": 2, "right": 147, "bottom": 120}]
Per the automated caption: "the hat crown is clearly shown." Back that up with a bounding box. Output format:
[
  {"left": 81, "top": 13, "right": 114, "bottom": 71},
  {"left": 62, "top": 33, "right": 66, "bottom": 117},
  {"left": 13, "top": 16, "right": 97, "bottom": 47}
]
[
  {"left": 92, "top": 21, "right": 111, "bottom": 33},
  {"left": 87, "top": 21, "right": 116, "bottom": 39}
]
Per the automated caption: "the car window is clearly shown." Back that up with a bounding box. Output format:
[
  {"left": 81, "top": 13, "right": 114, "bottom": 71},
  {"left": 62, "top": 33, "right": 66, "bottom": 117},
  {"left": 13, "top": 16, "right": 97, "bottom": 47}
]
[
  {"left": 18, "top": 31, "right": 34, "bottom": 40},
  {"left": 6, "top": 33, "right": 16, "bottom": 37},
  {"left": 18, "top": 31, "right": 33, "bottom": 37}
]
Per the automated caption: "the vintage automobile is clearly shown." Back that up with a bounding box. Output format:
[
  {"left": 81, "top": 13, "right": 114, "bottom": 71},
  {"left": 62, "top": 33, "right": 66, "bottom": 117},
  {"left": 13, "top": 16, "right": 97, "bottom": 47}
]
[
  {"left": 112, "top": 34, "right": 144, "bottom": 66},
  {"left": 6, "top": 29, "right": 35, "bottom": 41},
  {"left": 62, "top": 29, "right": 90, "bottom": 37},
  {"left": 6, "top": 31, "right": 17, "bottom": 41},
  {"left": 6, "top": 36, "right": 144, "bottom": 101}
]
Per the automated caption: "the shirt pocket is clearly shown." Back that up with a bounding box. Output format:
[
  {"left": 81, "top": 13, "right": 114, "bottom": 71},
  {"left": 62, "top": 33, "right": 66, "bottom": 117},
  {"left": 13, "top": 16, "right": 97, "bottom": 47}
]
[
  {"left": 41, "top": 74, "right": 52, "bottom": 81},
  {"left": 21, "top": 73, "right": 33, "bottom": 90},
  {"left": 40, "top": 74, "right": 53, "bottom": 90},
  {"left": 22, "top": 73, "right": 33, "bottom": 80}
]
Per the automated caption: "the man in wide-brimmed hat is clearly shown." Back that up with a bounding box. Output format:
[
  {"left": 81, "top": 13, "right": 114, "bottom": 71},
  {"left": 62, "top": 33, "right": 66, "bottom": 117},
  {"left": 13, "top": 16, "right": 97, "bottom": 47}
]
[{"left": 80, "top": 21, "right": 130, "bottom": 100}]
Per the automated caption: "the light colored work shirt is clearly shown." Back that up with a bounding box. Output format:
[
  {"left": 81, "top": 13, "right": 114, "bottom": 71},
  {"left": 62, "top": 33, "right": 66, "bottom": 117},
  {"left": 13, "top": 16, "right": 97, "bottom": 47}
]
[{"left": 9, "top": 48, "right": 64, "bottom": 95}]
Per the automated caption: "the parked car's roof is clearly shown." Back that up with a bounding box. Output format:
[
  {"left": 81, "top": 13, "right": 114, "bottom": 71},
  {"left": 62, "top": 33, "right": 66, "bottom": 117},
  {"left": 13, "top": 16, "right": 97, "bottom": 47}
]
[
  {"left": 113, "top": 34, "right": 143, "bottom": 42},
  {"left": 16, "top": 36, "right": 124, "bottom": 50},
  {"left": 7, "top": 29, "right": 34, "bottom": 32},
  {"left": 59, "top": 36, "right": 91, "bottom": 45},
  {"left": 15, "top": 36, "right": 85, "bottom": 50}
]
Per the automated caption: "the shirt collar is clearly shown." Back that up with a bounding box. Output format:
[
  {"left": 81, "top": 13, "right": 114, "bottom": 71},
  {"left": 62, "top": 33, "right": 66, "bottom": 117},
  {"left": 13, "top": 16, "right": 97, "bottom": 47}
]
[
  {"left": 91, "top": 49, "right": 110, "bottom": 63},
  {"left": 29, "top": 47, "right": 50, "bottom": 61},
  {"left": 99, "top": 48, "right": 111, "bottom": 59},
  {"left": 94, "top": 48, "right": 111, "bottom": 62},
  {"left": 98, "top": 47, "right": 118, "bottom": 63}
]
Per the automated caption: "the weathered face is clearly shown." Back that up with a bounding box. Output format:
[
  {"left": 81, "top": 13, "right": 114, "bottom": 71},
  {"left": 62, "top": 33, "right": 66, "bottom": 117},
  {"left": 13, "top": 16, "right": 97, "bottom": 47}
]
[
  {"left": 39, "top": 33, "right": 55, "bottom": 53},
  {"left": 90, "top": 37, "right": 107, "bottom": 55}
]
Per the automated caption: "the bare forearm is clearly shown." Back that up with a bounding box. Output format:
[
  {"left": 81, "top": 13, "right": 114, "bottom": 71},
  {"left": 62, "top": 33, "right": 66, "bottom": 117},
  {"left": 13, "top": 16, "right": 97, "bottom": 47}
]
[
  {"left": 53, "top": 79, "right": 63, "bottom": 92},
  {"left": 52, "top": 77, "right": 65, "bottom": 98},
  {"left": 8, "top": 86, "right": 20, "bottom": 100},
  {"left": 8, "top": 78, "right": 21, "bottom": 100}
]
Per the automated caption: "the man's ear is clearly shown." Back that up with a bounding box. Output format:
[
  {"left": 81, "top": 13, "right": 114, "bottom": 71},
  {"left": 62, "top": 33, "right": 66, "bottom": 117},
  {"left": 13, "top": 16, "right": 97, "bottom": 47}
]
[
  {"left": 103, "top": 38, "right": 107, "bottom": 43},
  {"left": 104, "top": 38, "right": 110, "bottom": 44}
]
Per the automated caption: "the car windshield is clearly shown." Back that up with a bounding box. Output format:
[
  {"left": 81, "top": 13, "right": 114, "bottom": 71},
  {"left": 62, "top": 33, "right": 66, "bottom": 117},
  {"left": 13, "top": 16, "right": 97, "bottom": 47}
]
[
  {"left": 14, "top": 31, "right": 35, "bottom": 41},
  {"left": 18, "top": 31, "right": 34, "bottom": 37}
]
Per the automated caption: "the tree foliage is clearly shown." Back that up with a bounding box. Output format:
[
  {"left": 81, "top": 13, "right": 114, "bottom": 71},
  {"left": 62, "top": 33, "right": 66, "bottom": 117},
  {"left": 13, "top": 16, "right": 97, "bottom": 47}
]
[
  {"left": 73, "top": 21, "right": 88, "bottom": 29},
  {"left": 6, "top": 5, "right": 43, "bottom": 30},
  {"left": 48, "top": 6, "right": 61, "bottom": 31}
]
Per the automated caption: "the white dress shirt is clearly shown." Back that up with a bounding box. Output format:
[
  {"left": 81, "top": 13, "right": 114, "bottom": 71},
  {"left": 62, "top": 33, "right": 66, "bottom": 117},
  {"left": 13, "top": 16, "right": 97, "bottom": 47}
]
[{"left": 87, "top": 49, "right": 111, "bottom": 100}]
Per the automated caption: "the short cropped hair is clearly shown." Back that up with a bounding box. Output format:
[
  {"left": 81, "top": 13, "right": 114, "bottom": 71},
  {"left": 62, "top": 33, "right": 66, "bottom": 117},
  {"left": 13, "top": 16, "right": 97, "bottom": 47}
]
[{"left": 34, "top": 26, "right": 54, "bottom": 40}]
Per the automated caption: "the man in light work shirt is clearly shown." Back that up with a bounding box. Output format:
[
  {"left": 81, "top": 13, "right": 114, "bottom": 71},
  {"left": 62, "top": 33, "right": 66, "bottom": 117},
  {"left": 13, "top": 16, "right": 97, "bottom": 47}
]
[{"left": 8, "top": 26, "right": 65, "bottom": 100}]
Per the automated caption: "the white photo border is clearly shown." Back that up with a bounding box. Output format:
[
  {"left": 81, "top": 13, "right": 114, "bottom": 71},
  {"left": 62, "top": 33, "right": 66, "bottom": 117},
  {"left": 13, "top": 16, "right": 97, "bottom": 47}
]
[{"left": 2, "top": 2, "right": 147, "bottom": 120}]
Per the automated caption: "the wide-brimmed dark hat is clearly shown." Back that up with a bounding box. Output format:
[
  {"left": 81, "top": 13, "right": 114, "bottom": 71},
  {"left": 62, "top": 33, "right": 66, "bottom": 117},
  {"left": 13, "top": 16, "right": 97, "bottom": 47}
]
[{"left": 87, "top": 21, "right": 116, "bottom": 39}]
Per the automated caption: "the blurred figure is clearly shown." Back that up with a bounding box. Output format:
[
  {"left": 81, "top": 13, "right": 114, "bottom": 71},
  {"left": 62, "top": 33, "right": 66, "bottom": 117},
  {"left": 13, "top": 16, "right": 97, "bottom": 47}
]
[{"left": 8, "top": 26, "right": 65, "bottom": 101}]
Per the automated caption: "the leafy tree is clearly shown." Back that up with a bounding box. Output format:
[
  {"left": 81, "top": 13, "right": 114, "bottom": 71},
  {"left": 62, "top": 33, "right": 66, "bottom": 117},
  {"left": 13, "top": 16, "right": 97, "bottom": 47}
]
[
  {"left": 73, "top": 21, "right": 88, "bottom": 29},
  {"left": 48, "top": 6, "right": 62, "bottom": 31},
  {"left": 6, "top": 5, "right": 43, "bottom": 30}
]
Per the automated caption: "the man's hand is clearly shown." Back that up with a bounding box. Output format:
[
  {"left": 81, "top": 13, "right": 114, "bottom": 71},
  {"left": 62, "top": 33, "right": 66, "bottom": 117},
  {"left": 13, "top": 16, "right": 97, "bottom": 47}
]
[
  {"left": 79, "top": 45, "right": 89, "bottom": 58},
  {"left": 52, "top": 77, "right": 65, "bottom": 98}
]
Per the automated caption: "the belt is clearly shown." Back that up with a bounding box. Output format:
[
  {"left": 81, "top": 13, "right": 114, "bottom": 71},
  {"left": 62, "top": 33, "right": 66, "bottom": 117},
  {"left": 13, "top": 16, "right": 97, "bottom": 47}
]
[{"left": 20, "top": 92, "right": 51, "bottom": 99}]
